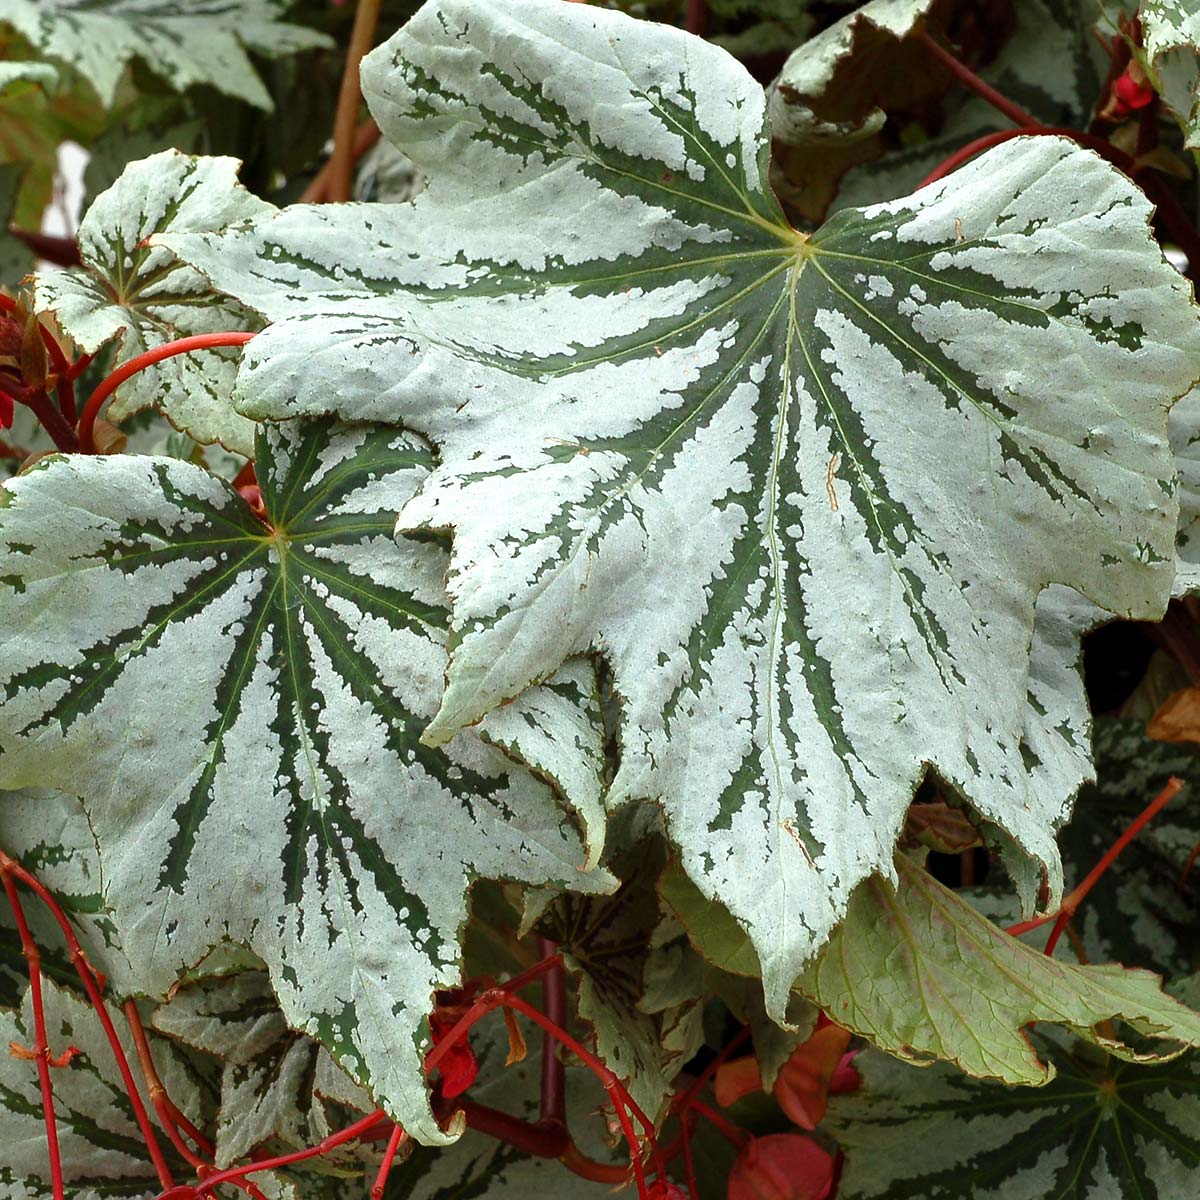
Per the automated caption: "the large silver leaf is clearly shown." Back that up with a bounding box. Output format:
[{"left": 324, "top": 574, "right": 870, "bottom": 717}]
[
  {"left": 0, "top": 1, "right": 329, "bottom": 109},
  {"left": 34, "top": 152, "right": 267, "bottom": 455},
  {"left": 162, "top": 0, "right": 1200, "bottom": 1018},
  {"left": 0, "top": 418, "right": 611, "bottom": 1145}
]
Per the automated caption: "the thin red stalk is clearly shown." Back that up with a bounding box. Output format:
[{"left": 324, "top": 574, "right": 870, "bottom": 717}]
[
  {"left": 370, "top": 1123, "right": 408, "bottom": 1199},
  {"left": 674, "top": 1025, "right": 750, "bottom": 1115},
  {"left": 327, "top": 0, "right": 384, "bottom": 203},
  {"left": 685, "top": 0, "right": 708, "bottom": 36},
  {"left": 681, "top": 1111, "right": 700, "bottom": 1200},
  {"left": 0, "top": 852, "right": 175, "bottom": 1190},
  {"left": 1181, "top": 836, "right": 1200, "bottom": 888},
  {"left": 193, "top": 1108, "right": 387, "bottom": 1197},
  {"left": 1043, "top": 776, "right": 1185, "bottom": 955},
  {"left": 38, "top": 326, "right": 77, "bottom": 424},
  {"left": 5, "top": 383, "right": 78, "bottom": 452},
  {"left": 916, "top": 31, "right": 1039, "bottom": 127},
  {"left": 7, "top": 225, "right": 81, "bottom": 268},
  {"left": 690, "top": 1100, "right": 751, "bottom": 1150},
  {"left": 299, "top": 118, "right": 381, "bottom": 203},
  {"left": 0, "top": 436, "right": 29, "bottom": 461},
  {"left": 78, "top": 332, "right": 255, "bottom": 453},
  {"left": 458, "top": 1099, "right": 570, "bottom": 1158},
  {"left": 123, "top": 1001, "right": 211, "bottom": 1170},
  {"left": 1007, "top": 777, "right": 1185, "bottom": 946},
  {"left": 537, "top": 936, "right": 566, "bottom": 1126},
  {"left": 2, "top": 871, "right": 65, "bottom": 1200}
]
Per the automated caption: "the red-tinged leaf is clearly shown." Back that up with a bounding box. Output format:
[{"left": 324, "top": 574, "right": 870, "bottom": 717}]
[
  {"left": 715, "top": 1054, "right": 763, "bottom": 1107},
  {"left": 728, "top": 1134, "right": 836, "bottom": 1200},
  {"left": 829, "top": 1051, "right": 860, "bottom": 1096},
  {"left": 427, "top": 1008, "right": 479, "bottom": 1099},
  {"left": 773, "top": 1023, "right": 852, "bottom": 1131}
]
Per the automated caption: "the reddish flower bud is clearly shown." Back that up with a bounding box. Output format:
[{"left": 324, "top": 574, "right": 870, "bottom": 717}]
[{"left": 727, "top": 1134, "right": 835, "bottom": 1200}]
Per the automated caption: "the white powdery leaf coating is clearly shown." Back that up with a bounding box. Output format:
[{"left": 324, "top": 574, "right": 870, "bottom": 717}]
[
  {"left": 0, "top": 61, "right": 58, "bottom": 91},
  {"left": 0, "top": 0, "right": 329, "bottom": 109},
  {"left": 34, "top": 151, "right": 267, "bottom": 454},
  {"left": 162, "top": 0, "right": 1200, "bottom": 1018},
  {"left": 1172, "top": 384, "right": 1200, "bottom": 594},
  {"left": 0, "top": 420, "right": 612, "bottom": 1147},
  {"left": 1144, "top": 1, "right": 1200, "bottom": 58},
  {"left": 1, "top": 982, "right": 202, "bottom": 1192}
]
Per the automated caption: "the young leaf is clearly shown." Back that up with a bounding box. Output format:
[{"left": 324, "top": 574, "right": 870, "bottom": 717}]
[
  {"left": 1, "top": 981, "right": 203, "bottom": 1196},
  {"left": 0, "top": 417, "right": 612, "bottom": 1145},
  {"left": 166, "top": 0, "right": 1200, "bottom": 1018},
  {"left": 824, "top": 1037, "right": 1200, "bottom": 1199},
  {"left": 34, "top": 151, "right": 267, "bottom": 454},
  {"left": 0, "top": 1, "right": 330, "bottom": 110},
  {"left": 663, "top": 851, "right": 1200, "bottom": 1085}
]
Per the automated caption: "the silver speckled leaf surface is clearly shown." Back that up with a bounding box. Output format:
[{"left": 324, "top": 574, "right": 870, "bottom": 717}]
[
  {"left": 0, "top": 0, "right": 329, "bottom": 109},
  {"left": 825, "top": 1038, "right": 1200, "bottom": 1199},
  {"left": 34, "top": 152, "right": 266, "bottom": 454},
  {"left": 0, "top": 417, "right": 611, "bottom": 1145},
  {"left": 1, "top": 982, "right": 203, "bottom": 1197},
  {"left": 162, "top": 0, "right": 1200, "bottom": 1019}
]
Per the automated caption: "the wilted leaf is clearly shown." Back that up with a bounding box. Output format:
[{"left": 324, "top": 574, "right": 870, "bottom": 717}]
[
  {"left": 0, "top": 417, "right": 611, "bottom": 1145},
  {"left": 664, "top": 851, "right": 1200, "bottom": 1084},
  {"left": 1147, "top": 686, "right": 1200, "bottom": 743},
  {"left": 0, "top": 1, "right": 330, "bottom": 109}
]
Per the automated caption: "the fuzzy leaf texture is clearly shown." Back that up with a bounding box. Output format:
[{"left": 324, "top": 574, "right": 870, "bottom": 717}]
[
  {"left": 0, "top": 418, "right": 611, "bottom": 1145},
  {"left": 662, "top": 851, "right": 1200, "bottom": 1084},
  {"left": 824, "top": 1036, "right": 1200, "bottom": 1199},
  {"left": 34, "top": 152, "right": 267, "bottom": 455},
  {"left": 163, "top": 0, "right": 1200, "bottom": 1018},
  {"left": 0, "top": 0, "right": 330, "bottom": 110}
]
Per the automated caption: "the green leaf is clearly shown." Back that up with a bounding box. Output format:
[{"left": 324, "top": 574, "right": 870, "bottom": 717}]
[
  {"left": 664, "top": 852, "right": 1200, "bottom": 1085},
  {"left": 824, "top": 1038, "right": 1200, "bottom": 1199},
  {"left": 166, "top": 0, "right": 1199, "bottom": 1018},
  {"left": 1, "top": 980, "right": 203, "bottom": 1197},
  {"left": 34, "top": 151, "right": 267, "bottom": 454},
  {"left": 0, "top": 1, "right": 331, "bottom": 109},
  {"left": 152, "top": 970, "right": 376, "bottom": 1169},
  {"left": 0, "top": 416, "right": 612, "bottom": 1145}
]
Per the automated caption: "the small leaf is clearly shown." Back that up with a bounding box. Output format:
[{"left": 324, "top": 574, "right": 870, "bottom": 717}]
[
  {"left": 0, "top": 0, "right": 330, "bottom": 109},
  {"left": 34, "top": 151, "right": 267, "bottom": 453},
  {"left": 0, "top": 417, "right": 612, "bottom": 1145},
  {"left": 825, "top": 1037, "right": 1200, "bottom": 1200}
]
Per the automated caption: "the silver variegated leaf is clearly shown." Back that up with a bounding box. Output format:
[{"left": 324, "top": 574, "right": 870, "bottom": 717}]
[
  {"left": 0, "top": 1, "right": 330, "bottom": 109},
  {"left": 152, "top": 970, "right": 375, "bottom": 1169},
  {"left": 1, "top": 981, "right": 204, "bottom": 1197},
  {"left": 825, "top": 1037, "right": 1200, "bottom": 1199},
  {"left": 1172, "top": 384, "right": 1200, "bottom": 593},
  {"left": 34, "top": 152, "right": 267, "bottom": 454},
  {"left": 1141, "top": 0, "right": 1200, "bottom": 148},
  {"left": 165, "top": 0, "right": 1199, "bottom": 1019},
  {"left": 0, "top": 417, "right": 611, "bottom": 1145},
  {"left": 662, "top": 851, "right": 1200, "bottom": 1085},
  {"left": 0, "top": 789, "right": 136, "bottom": 1008}
]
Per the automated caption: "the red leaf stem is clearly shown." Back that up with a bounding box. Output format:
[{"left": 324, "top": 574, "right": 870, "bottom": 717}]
[
  {"left": 1, "top": 869, "right": 65, "bottom": 1200},
  {"left": 916, "top": 31, "right": 1039, "bottom": 128},
  {"left": 77, "top": 332, "right": 256, "bottom": 453},
  {"left": 0, "top": 850, "right": 175, "bottom": 1189},
  {"left": 537, "top": 936, "right": 566, "bottom": 1127},
  {"left": 370, "top": 1123, "right": 408, "bottom": 1199}
]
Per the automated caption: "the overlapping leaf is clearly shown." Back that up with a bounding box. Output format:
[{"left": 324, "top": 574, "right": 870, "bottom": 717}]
[
  {"left": 662, "top": 851, "right": 1200, "bottom": 1084},
  {"left": 34, "top": 152, "right": 267, "bottom": 454},
  {"left": 152, "top": 970, "right": 376, "bottom": 1169},
  {"left": 1, "top": 981, "right": 204, "bottom": 1198},
  {"left": 0, "top": 416, "right": 612, "bottom": 1145},
  {"left": 0, "top": 1, "right": 330, "bottom": 109},
  {"left": 824, "top": 1037, "right": 1200, "bottom": 1199},
  {"left": 165, "top": 0, "right": 1200, "bottom": 1019},
  {"left": 1140, "top": 0, "right": 1200, "bottom": 148}
]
